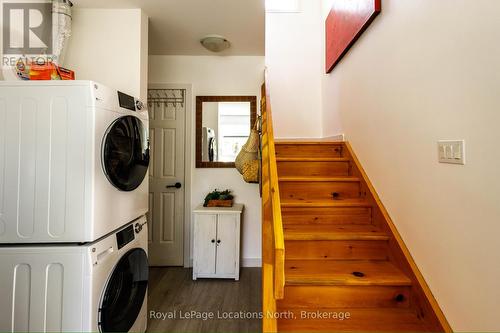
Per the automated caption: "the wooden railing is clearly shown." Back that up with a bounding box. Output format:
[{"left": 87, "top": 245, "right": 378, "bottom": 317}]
[{"left": 261, "top": 74, "right": 285, "bottom": 332}]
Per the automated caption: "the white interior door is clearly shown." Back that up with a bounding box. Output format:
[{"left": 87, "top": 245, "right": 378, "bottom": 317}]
[
  {"left": 148, "top": 89, "right": 185, "bottom": 266},
  {"left": 216, "top": 215, "right": 238, "bottom": 276}
]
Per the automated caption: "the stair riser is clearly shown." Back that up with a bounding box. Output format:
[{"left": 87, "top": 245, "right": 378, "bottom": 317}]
[
  {"left": 275, "top": 144, "right": 344, "bottom": 158},
  {"left": 277, "top": 161, "right": 350, "bottom": 177},
  {"left": 285, "top": 240, "right": 389, "bottom": 261},
  {"left": 276, "top": 308, "right": 429, "bottom": 332},
  {"left": 282, "top": 207, "right": 372, "bottom": 225},
  {"left": 278, "top": 285, "right": 411, "bottom": 309},
  {"left": 279, "top": 181, "right": 361, "bottom": 201}
]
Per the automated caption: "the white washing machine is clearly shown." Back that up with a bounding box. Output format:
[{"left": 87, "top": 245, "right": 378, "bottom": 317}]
[
  {"left": 0, "top": 216, "right": 149, "bottom": 332},
  {"left": 0, "top": 81, "right": 149, "bottom": 243}
]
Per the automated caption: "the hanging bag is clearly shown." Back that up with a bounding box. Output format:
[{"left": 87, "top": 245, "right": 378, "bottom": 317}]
[
  {"left": 242, "top": 159, "right": 259, "bottom": 183},
  {"left": 235, "top": 120, "right": 259, "bottom": 174}
]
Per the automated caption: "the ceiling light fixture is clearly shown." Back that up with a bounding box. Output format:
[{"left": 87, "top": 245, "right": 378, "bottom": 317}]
[{"left": 200, "top": 35, "right": 231, "bottom": 53}]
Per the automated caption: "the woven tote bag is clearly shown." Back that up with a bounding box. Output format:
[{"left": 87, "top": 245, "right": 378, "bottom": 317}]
[
  {"left": 235, "top": 121, "right": 259, "bottom": 174},
  {"left": 242, "top": 160, "right": 259, "bottom": 183}
]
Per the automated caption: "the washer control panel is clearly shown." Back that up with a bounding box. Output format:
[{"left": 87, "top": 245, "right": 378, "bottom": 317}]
[
  {"left": 118, "top": 91, "right": 139, "bottom": 111},
  {"left": 116, "top": 224, "right": 135, "bottom": 249}
]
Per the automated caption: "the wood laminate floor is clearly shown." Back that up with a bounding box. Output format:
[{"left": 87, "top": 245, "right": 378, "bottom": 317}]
[{"left": 147, "top": 267, "right": 262, "bottom": 333}]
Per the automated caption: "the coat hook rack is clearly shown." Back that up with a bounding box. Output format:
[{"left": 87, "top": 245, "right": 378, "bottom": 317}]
[{"left": 147, "top": 89, "right": 186, "bottom": 109}]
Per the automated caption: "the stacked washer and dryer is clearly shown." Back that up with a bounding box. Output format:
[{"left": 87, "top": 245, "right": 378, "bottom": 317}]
[{"left": 0, "top": 81, "right": 150, "bottom": 332}]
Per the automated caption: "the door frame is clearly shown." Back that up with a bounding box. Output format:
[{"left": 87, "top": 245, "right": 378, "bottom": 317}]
[{"left": 148, "top": 83, "right": 193, "bottom": 267}]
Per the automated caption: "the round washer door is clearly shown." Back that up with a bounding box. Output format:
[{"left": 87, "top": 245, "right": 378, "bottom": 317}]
[
  {"left": 102, "top": 116, "right": 149, "bottom": 191},
  {"left": 99, "top": 248, "right": 148, "bottom": 332}
]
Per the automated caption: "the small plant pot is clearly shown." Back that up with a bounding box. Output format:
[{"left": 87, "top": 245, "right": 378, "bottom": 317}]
[{"left": 207, "top": 199, "right": 233, "bottom": 207}]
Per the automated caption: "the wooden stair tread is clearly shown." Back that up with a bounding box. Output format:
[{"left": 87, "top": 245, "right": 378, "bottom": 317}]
[
  {"left": 277, "top": 157, "right": 349, "bottom": 162},
  {"left": 277, "top": 307, "right": 433, "bottom": 332},
  {"left": 285, "top": 260, "right": 412, "bottom": 286},
  {"left": 275, "top": 139, "right": 343, "bottom": 145},
  {"left": 281, "top": 199, "right": 371, "bottom": 208},
  {"left": 284, "top": 224, "right": 389, "bottom": 241},
  {"left": 279, "top": 176, "right": 360, "bottom": 182}
]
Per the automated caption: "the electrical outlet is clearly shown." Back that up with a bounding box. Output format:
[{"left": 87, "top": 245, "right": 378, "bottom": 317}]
[{"left": 438, "top": 140, "right": 465, "bottom": 165}]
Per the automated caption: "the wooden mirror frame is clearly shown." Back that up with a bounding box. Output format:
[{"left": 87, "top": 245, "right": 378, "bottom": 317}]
[{"left": 196, "top": 96, "right": 257, "bottom": 168}]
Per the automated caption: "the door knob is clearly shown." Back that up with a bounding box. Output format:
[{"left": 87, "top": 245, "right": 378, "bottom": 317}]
[{"left": 166, "top": 182, "right": 182, "bottom": 189}]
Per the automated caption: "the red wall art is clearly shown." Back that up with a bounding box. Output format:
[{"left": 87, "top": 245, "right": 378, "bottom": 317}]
[{"left": 325, "top": 0, "right": 381, "bottom": 73}]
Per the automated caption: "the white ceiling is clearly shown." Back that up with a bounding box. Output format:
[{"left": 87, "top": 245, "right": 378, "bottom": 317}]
[{"left": 71, "top": 0, "right": 265, "bottom": 56}]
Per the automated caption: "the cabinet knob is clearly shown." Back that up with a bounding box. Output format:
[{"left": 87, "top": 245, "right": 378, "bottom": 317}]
[
  {"left": 217, "top": 240, "right": 221, "bottom": 244},
  {"left": 211, "top": 239, "right": 215, "bottom": 243}
]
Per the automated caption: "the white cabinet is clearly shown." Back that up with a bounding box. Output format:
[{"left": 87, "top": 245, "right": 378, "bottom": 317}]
[{"left": 192, "top": 204, "right": 243, "bottom": 280}]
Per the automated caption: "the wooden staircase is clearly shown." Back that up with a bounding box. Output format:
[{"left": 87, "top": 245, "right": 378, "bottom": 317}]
[
  {"left": 271, "top": 141, "right": 449, "bottom": 332},
  {"left": 260, "top": 79, "right": 451, "bottom": 332}
]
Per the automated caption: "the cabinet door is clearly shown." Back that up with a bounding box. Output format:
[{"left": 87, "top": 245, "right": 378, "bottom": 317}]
[
  {"left": 194, "top": 214, "right": 217, "bottom": 275},
  {"left": 216, "top": 214, "right": 238, "bottom": 275}
]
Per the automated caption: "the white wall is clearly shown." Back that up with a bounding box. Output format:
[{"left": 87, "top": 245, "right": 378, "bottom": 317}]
[
  {"left": 64, "top": 8, "right": 149, "bottom": 101},
  {"left": 149, "top": 55, "right": 265, "bottom": 266},
  {"left": 321, "top": 0, "right": 500, "bottom": 331},
  {"left": 265, "top": 0, "right": 323, "bottom": 138},
  {"left": 320, "top": 0, "right": 343, "bottom": 138}
]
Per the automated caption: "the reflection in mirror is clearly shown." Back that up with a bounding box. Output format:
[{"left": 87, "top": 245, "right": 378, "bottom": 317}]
[
  {"left": 196, "top": 96, "right": 256, "bottom": 168},
  {"left": 202, "top": 102, "right": 251, "bottom": 162}
]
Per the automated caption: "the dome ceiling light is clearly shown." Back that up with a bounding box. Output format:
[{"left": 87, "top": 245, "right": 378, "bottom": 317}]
[{"left": 200, "top": 35, "right": 231, "bottom": 53}]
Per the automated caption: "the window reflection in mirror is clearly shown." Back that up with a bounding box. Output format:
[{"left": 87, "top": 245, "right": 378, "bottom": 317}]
[
  {"left": 202, "top": 102, "right": 251, "bottom": 162},
  {"left": 196, "top": 96, "right": 256, "bottom": 168}
]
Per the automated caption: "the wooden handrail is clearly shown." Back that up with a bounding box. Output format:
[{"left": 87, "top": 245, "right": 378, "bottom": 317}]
[{"left": 261, "top": 72, "right": 285, "bottom": 332}]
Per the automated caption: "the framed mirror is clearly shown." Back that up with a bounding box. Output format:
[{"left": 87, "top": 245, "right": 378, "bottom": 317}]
[{"left": 196, "top": 96, "right": 257, "bottom": 168}]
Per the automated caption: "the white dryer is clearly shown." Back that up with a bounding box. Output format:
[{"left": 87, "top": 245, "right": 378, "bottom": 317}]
[
  {"left": 0, "top": 81, "right": 149, "bottom": 243},
  {"left": 0, "top": 216, "right": 149, "bottom": 332}
]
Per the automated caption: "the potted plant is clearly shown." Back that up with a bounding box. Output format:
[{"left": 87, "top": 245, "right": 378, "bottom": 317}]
[{"left": 203, "top": 189, "right": 234, "bottom": 207}]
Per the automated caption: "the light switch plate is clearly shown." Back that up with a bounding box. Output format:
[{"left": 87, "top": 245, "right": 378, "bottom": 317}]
[{"left": 438, "top": 140, "right": 465, "bottom": 165}]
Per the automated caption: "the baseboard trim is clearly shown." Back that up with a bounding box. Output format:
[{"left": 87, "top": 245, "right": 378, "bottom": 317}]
[
  {"left": 323, "top": 133, "right": 345, "bottom": 141},
  {"left": 241, "top": 258, "right": 262, "bottom": 267},
  {"left": 188, "top": 258, "right": 262, "bottom": 268}
]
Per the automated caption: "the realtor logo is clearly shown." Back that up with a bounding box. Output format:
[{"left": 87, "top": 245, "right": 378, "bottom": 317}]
[{"left": 2, "top": 2, "right": 52, "bottom": 54}]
